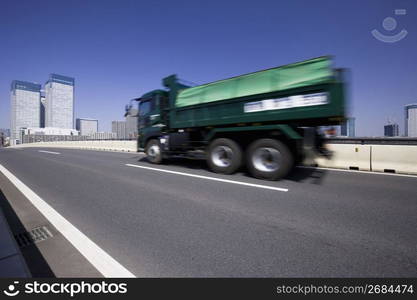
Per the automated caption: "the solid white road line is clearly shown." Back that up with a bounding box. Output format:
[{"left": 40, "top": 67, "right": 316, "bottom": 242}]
[
  {"left": 125, "top": 164, "right": 289, "bottom": 192},
  {"left": 38, "top": 150, "right": 60, "bottom": 155},
  {"left": 297, "top": 166, "right": 417, "bottom": 179},
  {"left": 0, "top": 164, "right": 135, "bottom": 278}
]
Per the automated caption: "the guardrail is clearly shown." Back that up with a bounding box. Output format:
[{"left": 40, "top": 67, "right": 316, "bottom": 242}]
[
  {"left": 11, "top": 139, "right": 417, "bottom": 175},
  {"left": 22, "top": 135, "right": 135, "bottom": 143},
  {"left": 326, "top": 137, "right": 417, "bottom": 145},
  {"left": 13, "top": 140, "right": 136, "bottom": 152}
]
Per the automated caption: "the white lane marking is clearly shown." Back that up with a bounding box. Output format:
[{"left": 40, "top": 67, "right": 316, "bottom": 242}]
[
  {"left": 38, "top": 150, "right": 60, "bottom": 155},
  {"left": 0, "top": 164, "right": 135, "bottom": 278},
  {"left": 297, "top": 166, "right": 417, "bottom": 178},
  {"left": 126, "top": 164, "right": 289, "bottom": 192}
]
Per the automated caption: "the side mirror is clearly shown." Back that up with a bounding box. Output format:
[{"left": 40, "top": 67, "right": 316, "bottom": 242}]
[{"left": 124, "top": 103, "right": 133, "bottom": 117}]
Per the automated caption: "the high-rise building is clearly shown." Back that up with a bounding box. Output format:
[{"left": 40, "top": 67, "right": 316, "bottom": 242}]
[
  {"left": 125, "top": 108, "right": 138, "bottom": 139},
  {"left": 405, "top": 104, "right": 417, "bottom": 137},
  {"left": 111, "top": 121, "right": 127, "bottom": 139},
  {"left": 45, "top": 74, "right": 75, "bottom": 129},
  {"left": 76, "top": 118, "right": 98, "bottom": 136},
  {"left": 339, "top": 117, "right": 355, "bottom": 137},
  {"left": 10, "top": 80, "right": 41, "bottom": 145},
  {"left": 384, "top": 123, "right": 399, "bottom": 137}
]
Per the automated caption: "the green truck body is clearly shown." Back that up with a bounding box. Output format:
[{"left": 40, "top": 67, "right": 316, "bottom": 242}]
[{"left": 133, "top": 56, "right": 346, "bottom": 180}]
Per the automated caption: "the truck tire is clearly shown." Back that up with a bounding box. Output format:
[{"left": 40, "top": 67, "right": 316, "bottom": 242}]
[
  {"left": 246, "top": 139, "right": 293, "bottom": 180},
  {"left": 145, "top": 139, "right": 163, "bottom": 164},
  {"left": 207, "top": 138, "right": 242, "bottom": 174}
]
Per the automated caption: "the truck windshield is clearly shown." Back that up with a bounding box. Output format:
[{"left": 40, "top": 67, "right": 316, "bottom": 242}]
[{"left": 139, "top": 100, "right": 151, "bottom": 116}]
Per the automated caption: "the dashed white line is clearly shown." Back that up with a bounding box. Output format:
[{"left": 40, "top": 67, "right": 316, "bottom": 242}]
[
  {"left": 38, "top": 150, "right": 60, "bottom": 155},
  {"left": 125, "top": 164, "right": 289, "bottom": 192},
  {"left": 0, "top": 164, "right": 135, "bottom": 278}
]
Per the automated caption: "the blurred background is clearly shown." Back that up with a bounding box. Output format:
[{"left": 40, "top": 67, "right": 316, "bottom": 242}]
[{"left": 0, "top": 0, "right": 416, "bottom": 136}]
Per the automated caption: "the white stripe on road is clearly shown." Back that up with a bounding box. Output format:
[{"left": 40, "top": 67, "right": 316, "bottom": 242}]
[
  {"left": 38, "top": 150, "right": 60, "bottom": 155},
  {"left": 126, "top": 164, "right": 289, "bottom": 192},
  {"left": 297, "top": 166, "right": 417, "bottom": 178},
  {"left": 0, "top": 164, "right": 135, "bottom": 278}
]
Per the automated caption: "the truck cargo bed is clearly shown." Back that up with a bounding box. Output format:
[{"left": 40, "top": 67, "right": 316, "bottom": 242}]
[
  {"left": 170, "top": 57, "right": 344, "bottom": 128},
  {"left": 171, "top": 82, "right": 344, "bottom": 128}
]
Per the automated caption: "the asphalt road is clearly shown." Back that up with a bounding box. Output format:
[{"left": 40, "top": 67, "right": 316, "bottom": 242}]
[{"left": 0, "top": 147, "right": 416, "bottom": 277}]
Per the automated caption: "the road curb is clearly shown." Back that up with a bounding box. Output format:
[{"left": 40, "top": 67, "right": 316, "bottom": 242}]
[{"left": 0, "top": 205, "right": 31, "bottom": 277}]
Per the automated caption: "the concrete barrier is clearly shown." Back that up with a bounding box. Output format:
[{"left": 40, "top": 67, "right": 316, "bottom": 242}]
[
  {"left": 310, "top": 144, "right": 372, "bottom": 171},
  {"left": 371, "top": 145, "right": 417, "bottom": 175}
]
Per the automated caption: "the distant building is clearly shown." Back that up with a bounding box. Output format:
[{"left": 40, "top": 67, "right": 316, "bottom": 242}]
[
  {"left": 0, "top": 129, "right": 10, "bottom": 147},
  {"left": 405, "top": 104, "right": 417, "bottom": 137},
  {"left": 89, "top": 132, "right": 117, "bottom": 140},
  {"left": 45, "top": 74, "right": 75, "bottom": 129},
  {"left": 125, "top": 108, "right": 138, "bottom": 139},
  {"left": 112, "top": 121, "right": 127, "bottom": 139},
  {"left": 21, "top": 127, "right": 79, "bottom": 136},
  {"left": 339, "top": 117, "right": 355, "bottom": 137},
  {"left": 0, "top": 128, "right": 10, "bottom": 137},
  {"left": 10, "top": 80, "right": 41, "bottom": 145},
  {"left": 76, "top": 118, "right": 98, "bottom": 136},
  {"left": 384, "top": 123, "right": 399, "bottom": 137},
  {"left": 20, "top": 127, "right": 79, "bottom": 144}
]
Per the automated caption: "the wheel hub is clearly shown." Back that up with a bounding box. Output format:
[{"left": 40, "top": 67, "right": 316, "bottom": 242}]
[
  {"left": 211, "top": 146, "right": 233, "bottom": 167},
  {"left": 147, "top": 145, "right": 160, "bottom": 158},
  {"left": 252, "top": 147, "right": 281, "bottom": 172}
]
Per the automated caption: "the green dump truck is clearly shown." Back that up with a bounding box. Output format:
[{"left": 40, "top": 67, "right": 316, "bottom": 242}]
[{"left": 130, "top": 56, "right": 346, "bottom": 180}]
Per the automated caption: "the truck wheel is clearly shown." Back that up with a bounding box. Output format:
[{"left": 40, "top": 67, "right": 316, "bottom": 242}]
[
  {"left": 207, "top": 138, "right": 242, "bottom": 174},
  {"left": 145, "top": 139, "right": 163, "bottom": 164},
  {"left": 246, "top": 139, "right": 293, "bottom": 180}
]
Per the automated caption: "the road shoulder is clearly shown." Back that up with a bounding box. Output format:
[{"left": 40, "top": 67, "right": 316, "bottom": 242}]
[{"left": 0, "top": 172, "right": 102, "bottom": 277}]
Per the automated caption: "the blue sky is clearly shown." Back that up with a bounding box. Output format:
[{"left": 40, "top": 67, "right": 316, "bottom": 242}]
[{"left": 0, "top": 0, "right": 416, "bottom": 136}]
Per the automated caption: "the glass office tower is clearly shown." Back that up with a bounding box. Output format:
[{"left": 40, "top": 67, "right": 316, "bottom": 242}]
[
  {"left": 10, "top": 80, "right": 41, "bottom": 145},
  {"left": 45, "top": 74, "right": 75, "bottom": 129}
]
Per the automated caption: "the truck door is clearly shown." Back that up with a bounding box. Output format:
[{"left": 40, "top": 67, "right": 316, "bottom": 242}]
[{"left": 138, "top": 95, "right": 162, "bottom": 149}]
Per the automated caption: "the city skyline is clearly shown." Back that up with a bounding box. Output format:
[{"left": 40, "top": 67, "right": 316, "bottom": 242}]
[
  {"left": 9, "top": 71, "right": 137, "bottom": 140},
  {"left": 9, "top": 73, "right": 75, "bottom": 144},
  {"left": 1, "top": 0, "right": 417, "bottom": 136},
  {"left": 9, "top": 75, "right": 416, "bottom": 138}
]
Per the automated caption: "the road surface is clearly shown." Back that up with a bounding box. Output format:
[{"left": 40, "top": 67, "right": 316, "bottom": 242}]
[{"left": 0, "top": 147, "right": 416, "bottom": 277}]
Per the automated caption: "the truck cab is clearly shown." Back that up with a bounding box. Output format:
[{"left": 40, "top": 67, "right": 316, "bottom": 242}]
[{"left": 137, "top": 90, "right": 168, "bottom": 151}]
